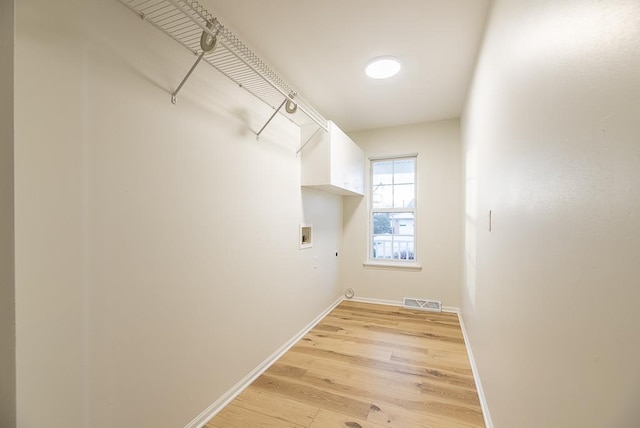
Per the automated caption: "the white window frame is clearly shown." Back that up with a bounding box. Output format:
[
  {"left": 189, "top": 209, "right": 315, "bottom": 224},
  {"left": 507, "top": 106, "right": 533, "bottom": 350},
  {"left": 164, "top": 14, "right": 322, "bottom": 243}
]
[{"left": 364, "top": 154, "right": 422, "bottom": 271}]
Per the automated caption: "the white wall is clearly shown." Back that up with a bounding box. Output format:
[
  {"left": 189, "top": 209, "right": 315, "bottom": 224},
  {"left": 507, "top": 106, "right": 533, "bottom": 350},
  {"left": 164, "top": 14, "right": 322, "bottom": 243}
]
[
  {"left": 14, "top": 1, "right": 342, "bottom": 427},
  {"left": 343, "top": 120, "right": 462, "bottom": 307},
  {"left": 0, "top": 1, "right": 16, "bottom": 426},
  {"left": 462, "top": 1, "right": 640, "bottom": 427}
]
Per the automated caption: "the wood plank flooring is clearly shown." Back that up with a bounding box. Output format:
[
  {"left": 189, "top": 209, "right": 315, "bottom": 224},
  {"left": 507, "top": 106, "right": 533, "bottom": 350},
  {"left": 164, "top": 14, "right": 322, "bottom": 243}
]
[{"left": 205, "top": 301, "right": 485, "bottom": 428}]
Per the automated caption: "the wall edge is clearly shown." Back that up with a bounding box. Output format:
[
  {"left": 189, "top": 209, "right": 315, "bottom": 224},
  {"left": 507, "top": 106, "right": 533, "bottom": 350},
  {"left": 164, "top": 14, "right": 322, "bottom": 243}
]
[
  {"left": 458, "top": 312, "right": 494, "bottom": 428},
  {"left": 186, "top": 295, "right": 345, "bottom": 428}
]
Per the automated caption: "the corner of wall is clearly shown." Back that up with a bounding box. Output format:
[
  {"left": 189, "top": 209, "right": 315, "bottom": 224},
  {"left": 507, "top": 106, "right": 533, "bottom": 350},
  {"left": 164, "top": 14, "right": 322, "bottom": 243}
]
[
  {"left": 457, "top": 312, "right": 494, "bottom": 428},
  {"left": 0, "top": 0, "right": 16, "bottom": 426}
]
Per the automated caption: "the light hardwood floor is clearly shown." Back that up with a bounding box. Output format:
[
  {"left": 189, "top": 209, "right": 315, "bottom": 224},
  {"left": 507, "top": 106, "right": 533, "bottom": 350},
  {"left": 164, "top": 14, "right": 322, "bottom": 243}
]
[{"left": 206, "top": 301, "right": 485, "bottom": 427}]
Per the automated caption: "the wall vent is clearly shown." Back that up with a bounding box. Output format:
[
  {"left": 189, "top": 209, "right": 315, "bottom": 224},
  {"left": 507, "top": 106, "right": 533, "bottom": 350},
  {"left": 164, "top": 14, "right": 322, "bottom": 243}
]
[{"left": 403, "top": 297, "right": 442, "bottom": 312}]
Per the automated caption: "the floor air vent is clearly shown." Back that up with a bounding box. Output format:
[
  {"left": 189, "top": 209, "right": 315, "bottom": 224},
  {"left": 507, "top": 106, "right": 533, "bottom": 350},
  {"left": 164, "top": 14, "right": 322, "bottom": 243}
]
[{"left": 403, "top": 297, "right": 442, "bottom": 312}]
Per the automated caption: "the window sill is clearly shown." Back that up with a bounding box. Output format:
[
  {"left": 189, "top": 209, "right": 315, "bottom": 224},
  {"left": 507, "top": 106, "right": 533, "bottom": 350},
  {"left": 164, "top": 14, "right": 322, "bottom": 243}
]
[{"left": 362, "top": 261, "right": 422, "bottom": 271}]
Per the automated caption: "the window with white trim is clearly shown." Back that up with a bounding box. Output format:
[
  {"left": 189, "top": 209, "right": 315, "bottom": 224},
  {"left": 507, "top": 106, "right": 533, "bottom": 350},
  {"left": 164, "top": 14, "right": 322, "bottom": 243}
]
[{"left": 370, "top": 156, "right": 417, "bottom": 262}]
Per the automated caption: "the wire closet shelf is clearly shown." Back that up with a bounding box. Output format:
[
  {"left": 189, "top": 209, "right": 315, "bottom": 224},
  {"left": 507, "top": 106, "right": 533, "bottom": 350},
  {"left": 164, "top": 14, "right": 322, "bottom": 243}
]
[{"left": 118, "top": 0, "right": 328, "bottom": 135}]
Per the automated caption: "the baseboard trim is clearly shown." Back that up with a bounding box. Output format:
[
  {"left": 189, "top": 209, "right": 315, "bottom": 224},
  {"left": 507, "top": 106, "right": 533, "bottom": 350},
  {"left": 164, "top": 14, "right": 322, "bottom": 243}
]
[
  {"left": 442, "top": 305, "right": 460, "bottom": 314},
  {"left": 185, "top": 295, "right": 345, "bottom": 428},
  {"left": 349, "top": 296, "right": 402, "bottom": 307},
  {"left": 186, "top": 295, "right": 491, "bottom": 428},
  {"left": 348, "top": 296, "right": 459, "bottom": 314},
  {"left": 457, "top": 312, "right": 494, "bottom": 428}
]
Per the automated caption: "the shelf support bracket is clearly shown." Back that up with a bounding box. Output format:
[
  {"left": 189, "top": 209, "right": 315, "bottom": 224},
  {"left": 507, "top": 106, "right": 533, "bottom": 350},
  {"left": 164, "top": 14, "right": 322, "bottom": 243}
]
[
  {"left": 171, "top": 20, "right": 217, "bottom": 104},
  {"left": 256, "top": 98, "right": 288, "bottom": 140},
  {"left": 296, "top": 125, "right": 323, "bottom": 154},
  {"left": 171, "top": 50, "right": 206, "bottom": 104},
  {"left": 118, "top": 0, "right": 329, "bottom": 132}
]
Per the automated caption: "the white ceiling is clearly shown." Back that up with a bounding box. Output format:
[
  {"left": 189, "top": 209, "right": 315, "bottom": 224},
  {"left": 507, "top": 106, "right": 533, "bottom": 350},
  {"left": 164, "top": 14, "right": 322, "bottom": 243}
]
[{"left": 206, "top": 1, "right": 491, "bottom": 132}]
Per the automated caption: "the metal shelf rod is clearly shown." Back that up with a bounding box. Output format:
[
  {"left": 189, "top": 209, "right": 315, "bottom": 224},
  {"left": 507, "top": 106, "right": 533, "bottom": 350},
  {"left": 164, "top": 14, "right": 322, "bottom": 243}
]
[
  {"left": 256, "top": 98, "right": 287, "bottom": 140},
  {"left": 167, "top": 0, "right": 284, "bottom": 96},
  {"left": 120, "top": 0, "right": 328, "bottom": 133},
  {"left": 167, "top": 0, "right": 328, "bottom": 136},
  {"left": 171, "top": 50, "right": 205, "bottom": 104}
]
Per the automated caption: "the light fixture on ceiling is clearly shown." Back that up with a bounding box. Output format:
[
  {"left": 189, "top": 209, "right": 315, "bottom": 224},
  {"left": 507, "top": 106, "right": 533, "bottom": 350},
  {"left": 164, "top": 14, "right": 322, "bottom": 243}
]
[{"left": 365, "top": 56, "right": 402, "bottom": 79}]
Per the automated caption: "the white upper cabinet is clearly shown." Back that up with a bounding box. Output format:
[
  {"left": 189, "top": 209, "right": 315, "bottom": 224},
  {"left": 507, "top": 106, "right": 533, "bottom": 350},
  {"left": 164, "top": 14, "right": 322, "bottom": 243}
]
[{"left": 301, "top": 121, "right": 364, "bottom": 196}]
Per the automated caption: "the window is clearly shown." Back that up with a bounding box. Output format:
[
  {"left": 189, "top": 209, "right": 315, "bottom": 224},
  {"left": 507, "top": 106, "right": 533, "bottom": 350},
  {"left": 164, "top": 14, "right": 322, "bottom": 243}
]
[{"left": 370, "top": 156, "right": 417, "bottom": 263}]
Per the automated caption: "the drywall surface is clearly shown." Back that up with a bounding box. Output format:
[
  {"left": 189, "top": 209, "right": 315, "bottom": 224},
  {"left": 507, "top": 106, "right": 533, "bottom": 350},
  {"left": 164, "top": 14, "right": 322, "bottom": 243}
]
[
  {"left": 0, "top": 1, "right": 16, "bottom": 427},
  {"left": 461, "top": 1, "right": 640, "bottom": 427},
  {"left": 14, "top": 1, "right": 342, "bottom": 427},
  {"left": 343, "top": 120, "right": 462, "bottom": 307}
]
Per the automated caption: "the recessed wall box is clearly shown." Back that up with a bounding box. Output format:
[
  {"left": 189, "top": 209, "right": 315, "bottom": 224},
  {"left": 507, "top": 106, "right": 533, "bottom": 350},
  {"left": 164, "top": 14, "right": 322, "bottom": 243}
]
[{"left": 300, "top": 224, "right": 313, "bottom": 249}]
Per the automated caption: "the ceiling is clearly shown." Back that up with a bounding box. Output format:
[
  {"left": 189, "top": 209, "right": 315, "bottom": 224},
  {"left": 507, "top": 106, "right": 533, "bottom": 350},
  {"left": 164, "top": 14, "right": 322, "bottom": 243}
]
[{"left": 205, "top": 0, "right": 491, "bottom": 132}]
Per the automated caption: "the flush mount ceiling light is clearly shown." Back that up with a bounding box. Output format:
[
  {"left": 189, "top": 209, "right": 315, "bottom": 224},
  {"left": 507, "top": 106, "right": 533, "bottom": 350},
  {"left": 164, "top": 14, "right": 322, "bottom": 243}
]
[{"left": 365, "top": 56, "right": 402, "bottom": 79}]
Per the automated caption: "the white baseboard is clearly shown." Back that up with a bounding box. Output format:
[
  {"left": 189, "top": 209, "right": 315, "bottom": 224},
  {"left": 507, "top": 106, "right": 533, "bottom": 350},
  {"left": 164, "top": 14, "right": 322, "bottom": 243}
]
[
  {"left": 442, "top": 305, "right": 460, "bottom": 314},
  {"left": 348, "top": 296, "right": 460, "bottom": 314},
  {"left": 186, "top": 295, "right": 492, "bottom": 428},
  {"left": 348, "top": 296, "right": 403, "bottom": 307},
  {"left": 457, "top": 312, "right": 494, "bottom": 428},
  {"left": 185, "top": 295, "right": 345, "bottom": 428}
]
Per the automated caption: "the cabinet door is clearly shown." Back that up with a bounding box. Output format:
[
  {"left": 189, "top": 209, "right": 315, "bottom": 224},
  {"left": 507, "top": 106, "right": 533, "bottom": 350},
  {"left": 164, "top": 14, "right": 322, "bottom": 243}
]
[
  {"left": 301, "top": 121, "right": 364, "bottom": 196},
  {"left": 330, "top": 123, "right": 364, "bottom": 195}
]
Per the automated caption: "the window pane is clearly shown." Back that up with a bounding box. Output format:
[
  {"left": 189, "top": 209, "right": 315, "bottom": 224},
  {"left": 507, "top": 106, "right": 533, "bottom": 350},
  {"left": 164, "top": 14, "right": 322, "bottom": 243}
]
[
  {"left": 372, "top": 235, "right": 394, "bottom": 259},
  {"left": 372, "top": 234, "right": 414, "bottom": 260},
  {"left": 372, "top": 161, "right": 393, "bottom": 185},
  {"left": 372, "top": 212, "right": 393, "bottom": 235},
  {"left": 389, "top": 212, "right": 414, "bottom": 235},
  {"left": 393, "top": 184, "right": 414, "bottom": 208},
  {"left": 372, "top": 184, "right": 393, "bottom": 208},
  {"left": 393, "top": 158, "right": 415, "bottom": 185},
  {"left": 393, "top": 236, "right": 414, "bottom": 260},
  {"left": 370, "top": 156, "right": 417, "bottom": 263}
]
